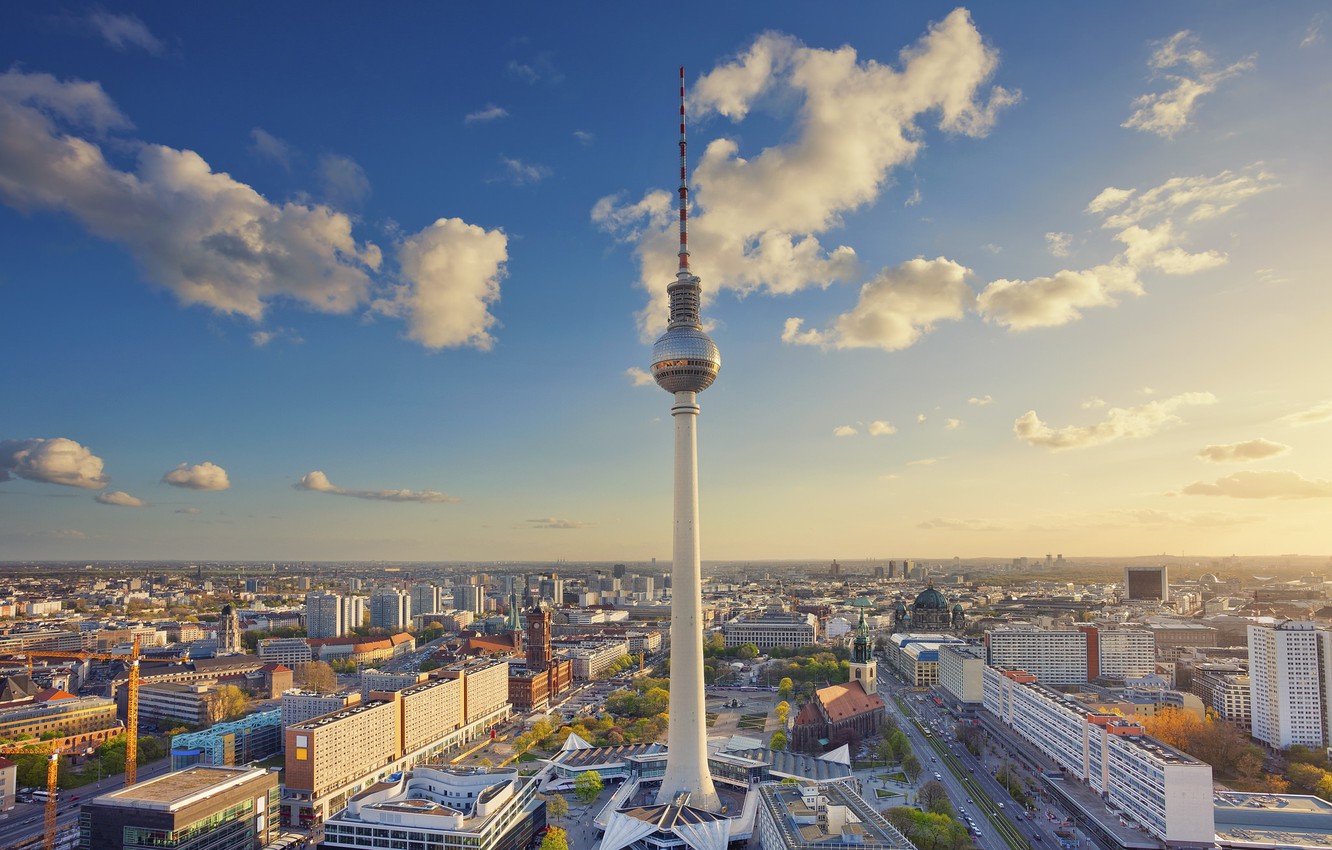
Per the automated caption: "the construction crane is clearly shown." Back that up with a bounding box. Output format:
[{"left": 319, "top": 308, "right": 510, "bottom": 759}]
[
  {"left": 6, "top": 636, "right": 189, "bottom": 787},
  {"left": 0, "top": 742, "right": 65, "bottom": 850}
]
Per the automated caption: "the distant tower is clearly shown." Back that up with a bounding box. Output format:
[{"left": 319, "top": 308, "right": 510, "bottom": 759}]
[
  {"left": 849, "top": 608, "right": 876, "bottom": 693},
  {"left": 829, "top": 559, "right": 841, "bottom": 578},
  {"left": 218, "top": 604, "right": 241, "bottom": 654},
  {"left": 526, "top": 602, "right": 553, "bottom": 673},
  {"left": 507, "top": 591, "right": 522, "bottom": 633},
  {"left": 653, "top": 68, "right": 721, "bottom": 812}
]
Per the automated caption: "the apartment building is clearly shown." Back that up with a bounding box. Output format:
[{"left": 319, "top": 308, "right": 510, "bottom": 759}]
[
  {"left": 566, "top": 641, "right": 629, "bottom": 680},
  {"left": 985, "top": 628, "right": 1088, "bottom": 684},
  {"left": 937, "top": 643, "right": 985, "bottom": 706},
  {"left": 984, "top": 666, "right": 1214, "bottom": 848},
  {"left": 1248, "top": 620, "right": 1332, "bottom": 749},
  {"left": 1090, "top": 628, "right": 1156, "bottom": 680},
  {"left": 280, "top": 689, "right": 362, "bottom": 729},
  {"left": 305, "top": 591, "right": 346, "bottom": 639}
]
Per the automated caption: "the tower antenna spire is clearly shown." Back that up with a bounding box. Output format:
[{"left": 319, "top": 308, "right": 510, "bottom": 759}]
[{"left": 678, "top": 66, "right": 690, "bottom": 278}]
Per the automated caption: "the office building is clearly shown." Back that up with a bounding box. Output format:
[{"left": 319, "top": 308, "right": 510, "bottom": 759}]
[
  {"left": 0, "top": 756, "right": 15, "bottom": 812},
  {"left": 170, "top": 710, "right": 283, "bottom": 770},
  {"left": 1124, "top": 566, "right": 1170, "bottom": 602},
  {"left": 79, "top": 765, "right": 279, "bottom": 850},
  {"left": 885, "top": 633, "right": 964, "bottom": 686},
  {"left": 453, "top": 583, "right": 485, "bottom": 616},
  {"left": 537, "top": 576, "right": 563, "bottom": 606},
  {"left": 257, "top": 637, "right": 313, "bottom": 666},
  {"left": 938, "top": 643, "right": 986, "bottom": 706},
  {"left": 320, "top": 766, "right": 544, "bottom": 850},
  {"left": 722, "top": 610, "right": 817, "bottom": 650},
  {"left": 567, "top": 640, "right": 629, "bottom": 680},
  {"left": 755, "top": 781, "right": 914, "bottom": 850},
  {"left": 1248, "top": 620, "right": 1332, "bottom": 749}
]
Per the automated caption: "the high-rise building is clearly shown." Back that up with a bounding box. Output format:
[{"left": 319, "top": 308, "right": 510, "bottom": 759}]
[
  {"left": 341, "top": 595, "right": 366, "bottom": 632},
  {"left": 370, "top": 589, "right": 410, "bottom": 631},
  {"left": 1124, "top": 565, "right": 1170, "bottom": 601},
  {"left": 985, "top": 628, "right": 1088, "bottom": 684},
  {"left": 537, "top": 575, "right": 563, "bottom": 606},
  {"left": 1248, "top": 620, "right": 1332, "bottom": 749},
  {"left": 305, "top": 591, "right": 344, "bottom": 639},
  {"left": 650, "top": 68, "right": 721, "bottom": 811},
  {"left": 409, "top": 584, "right": 441, "bottom": 618},
  {"left": 452, "top": 583, "right": 484, "bottom": 616}
]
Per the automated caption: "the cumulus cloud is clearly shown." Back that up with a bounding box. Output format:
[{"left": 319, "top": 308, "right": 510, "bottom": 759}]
[
  {"left": 1123, "top": 31, "right": 1254, "bottom": 138},
  {"left": 294, "top": 470, "right": 460, "bottom": 503},
  {"left": 868, "top": 421, "right": 897, "bottom": 436},
  {"left": 1014, "top": 391, "right": 1216, "bottom": 451},
  {"left": 318, "top": 154, "right": 371, "bottom": 206},
  {"left": 783, "top": 257, "right": 972, "bottom": 351},
  {"left": 1045, "top": 232, "right": 1071, "bottom": 257},
  {"left": 968, "top": 395, "right": 992, "bottom": 406},
  {"left": 527, "top": 517, "right": 591, "bottom": 529},
  {"left": 945, "top": 418, "right": 962, "bottom": 430},
  {"left": 573, "top": 130, "right": 594, "bottom": 144},
  {"left": 1082, "top": 397, "right": 1106, "bottom": 409},
  {"left": 95, "top": 490, "right": 147, "bottom": 507},
  {"left": 978, "top": 167, "right": 1274, "bottom": 330},
  {"left": 625, "top": 367, "right": 655, "bottom": 387},
  {"left": 1197, "top": 439, "right": 1289, "bottom": 463},
  {"left": 917, "top": 414, "right": 928, "bottom": 424},
  {"left": 0, "top": 437, "right": 110, "bottom": 489},
  {"left": 1182, "top": 470, "right": 1332, "bottom": 499},
  {"left": 0, "top": 69, "right": 505, "bottom": 352},
  {"left": 1280, "top": 401, "right": 1332, "bottom": 427},
  {"left": 833, "top": 425, "right": 858, "bottom": 438},
  {"left": 371, "top": 217, "right": 507, "bottom": 350},
  {"left": 594, "top": 11, "right": 1017, "bottom": 340},
  {"left": 464, "top": 104, "right": 508, "bottom": 124},
  {"left": 162, "top": 462, "right": 230, "bottom": 491},
  {"left": 918, "top": 517, "right": 1002, "bottom": 531},
  {"left": 85, "top": 10, "right": 164, "bottom": 55}
]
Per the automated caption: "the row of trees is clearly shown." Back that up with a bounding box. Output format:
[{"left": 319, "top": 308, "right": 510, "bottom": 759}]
[
  {"left": 1284, "top": 747, "right": 1332, "bottom": 800},
  {"left": 885, "top": 806, "right": 969, "bottom": 850},
  {"left": 1141, "top": 708, "right": 1270, "bottom": 785},
  {"left": 8, "top": 732, "right": 168, "bottom": 790}
]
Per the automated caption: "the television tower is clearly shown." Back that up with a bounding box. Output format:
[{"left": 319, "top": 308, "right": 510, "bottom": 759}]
[{"left": 652, "top": 67, "right": 721, "bottom": 811}]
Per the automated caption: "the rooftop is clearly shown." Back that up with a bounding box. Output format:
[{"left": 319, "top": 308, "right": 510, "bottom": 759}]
[{"left": 95, "top": 765, "right": 269, "bottom": 811}]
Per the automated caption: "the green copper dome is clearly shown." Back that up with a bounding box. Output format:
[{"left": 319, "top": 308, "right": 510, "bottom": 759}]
[{"left": 913, "top": 586, "right": 949, "bottom": 611}]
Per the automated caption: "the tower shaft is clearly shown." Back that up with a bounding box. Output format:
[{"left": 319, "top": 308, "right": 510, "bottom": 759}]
[{"left": 656, "top": 391, "right": 719, "bottom": 809}]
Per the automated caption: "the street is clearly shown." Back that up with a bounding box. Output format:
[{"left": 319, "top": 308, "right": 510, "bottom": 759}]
[{"left": 4, "top": 756, "right": 175, "bottom": 848}]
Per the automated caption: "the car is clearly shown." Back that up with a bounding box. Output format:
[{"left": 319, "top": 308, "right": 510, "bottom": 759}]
[
  {"left": 999, "top": 802, "right": 1006, "bottom": 809},
  {"left": 967, "top": 798, "right": 973, "bottom": 804},
  {"left": 1033, "top": 834, "right": 1043, "bottom": 841}
]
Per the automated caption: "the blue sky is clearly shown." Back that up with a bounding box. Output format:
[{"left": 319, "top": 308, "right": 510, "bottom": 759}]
[{"left": 2, "top": 3, "right": 1330, "bottom": 562}]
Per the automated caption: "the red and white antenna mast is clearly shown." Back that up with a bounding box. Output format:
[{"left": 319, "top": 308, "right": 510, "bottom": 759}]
[{"left": 677, "top": 65, "right": 690, "bottom": 279}]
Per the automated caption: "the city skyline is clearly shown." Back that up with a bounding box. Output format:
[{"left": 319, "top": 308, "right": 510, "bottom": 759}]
[{"left": 3, "top": 4, "right": 1331, "bottom": 562}]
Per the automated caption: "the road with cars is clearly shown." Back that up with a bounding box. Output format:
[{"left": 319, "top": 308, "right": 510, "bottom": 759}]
[{"left": 4, "top": 755, "right": 175, "bottom": 849}]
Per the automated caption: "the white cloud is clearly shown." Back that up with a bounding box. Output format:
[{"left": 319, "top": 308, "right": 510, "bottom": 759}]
[
  {"left": 162, "top": 462, "right": 230, "bottom": 491},
  {"left": 95, "top": 490, "right": 147, "bottom": 507},
  {"left": 507, "top": 62, "right": 540, "bottom": 84},
  {"left": 1044, "top": 231, "right": 1072, "bottom": 257},
  {"left": 596, "top": 11, "right": 1017, "bottom": 339},
  {"left": 499, "top": 157, "right": 550, "bottom": 186},
  {"left": 372, "top": 218, "right": 507, "bottom": 351},
  {"left": 945, "top": 418, "right": 962, "bottom": 430},
  {"left": 85, "top": 10, "right": 164, "bottom": 55},
  {"left": 464, "top": 104, "right": 508, "bottom": 124},
  {"left": 968, "top": 395, "right": 992, "bottom": 406},
  {"left": 908, "top": 457, "right": 939, "bottom": 466},
  {"left": 1302, "top": 14, "right": 1326, "bottom": 48},
  {"left": 868, "top": 421, "right": 897, "bottom": 437},
  {"left": 1123, "top": 31, "right": 1254, "bottom": 138},
  {"left": 905, "top": 188, "right": 922, "bottom": 207},
  {"left": 917, "top": 414, "right": 928, "bottom": 424},
  {"left": 527, "top": 517, "right": 591, "bottom": 529},
  {"left": 1280, "top": 401, "right": 1332, "bottom": 427},
  {"left": 783, "top": 257, "right": 972, "bottom": 351},
  {"left": 626, "top": 367, "right": 655, "bottom": 387},
  {"left": 0, "top": 70, "right": 508, "bottom": 352},
  {"left": 918, "top": 517, "right": 1002, "bottom": 531},
  {"left": 979, "top": 167, "right": 1274, "bottom": 331},
  {"left": 833, "top": 425, "right": 858, "bottom": 438},
  {"left": 1081, "top": 397, "right": 1106, "bottom": 409},
  {"left": 248, "top": 128, "right": 293, "bottom": 169},
  {"left": 1182, "top": 470, "right": 1332, "bottom": 499},
  {"left": 1015, "top": 391, "right": 1216, "bottom": 451},
  {"left": 1197, "top": 439, "right": 1289, "bottom": 463},
  {"left": 250, "top": 327, "right": 302, "bottom": 347},
  {"left": 0, "top": 437, "right": 110, "bottom": 489},
  {"left": 318, "top": 154, "right": 371, "bottom": 206},
  {"left": 294, "top": 470, "right": 460, "bottom": 504},
  {"left": 573, "top": 130, "right": 594, "bottom": 144}
]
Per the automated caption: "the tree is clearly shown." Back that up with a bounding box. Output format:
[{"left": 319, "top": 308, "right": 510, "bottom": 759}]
[
  {"left": 777, "top": 677, "right": 794, "bottom": 700},
  {"left": 293, "top": 661, "right": 337, "bottom": 693},
  {"left": 705, "top": 633, "right": 726, "bottom": 655},
  {"left": 1141, "top": 706, "right": 1204, "bottom": 751},
  {"left": 901, "top": 753, "right": 922, "bottom": 782},
  {"left": 918, "top": 780, "right": 952, "bottom": 817},
  {"left": 574, "top": 770, "right": 604, "bottom": 803},
  {"left": 770, "top": 731, "right": 788, "bottom": 751},
  {"left": 874, "top": 736, "right": 896, "bottom": 765},
  {"left": 545, "top": 794, "right": 569, "bottom": 825},
  {"left": 775, "top": 701, "right": 790, "bottom": 725},
  {"left": 888, "top": 729, "right": 910, "bottom": 762},
  {"left": 540, "top": 827, "right": 569, "bottom": 850},
  {"left": 204, "top": 685, "right": 250, "bottom": 723},
  {"left": 736, "top": 643, "right": 759, "bottom": 660}
]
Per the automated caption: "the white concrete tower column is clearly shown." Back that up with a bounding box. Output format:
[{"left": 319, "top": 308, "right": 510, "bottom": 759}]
[{"left": 655, "top": 390, "right": 720, "bottom": 809}]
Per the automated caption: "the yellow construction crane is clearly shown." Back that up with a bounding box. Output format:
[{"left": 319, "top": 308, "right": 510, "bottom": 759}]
[
  {"left": 0, "top": 742, "right": 64, "bottom": 850},
  {"left": 7, "top": 635, "right": 188, "bottom": 787}
]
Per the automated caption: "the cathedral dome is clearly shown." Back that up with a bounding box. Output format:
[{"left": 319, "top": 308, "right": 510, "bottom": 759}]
[{"left": 913, "top": 586, "right": 949, "bottom": 611}]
